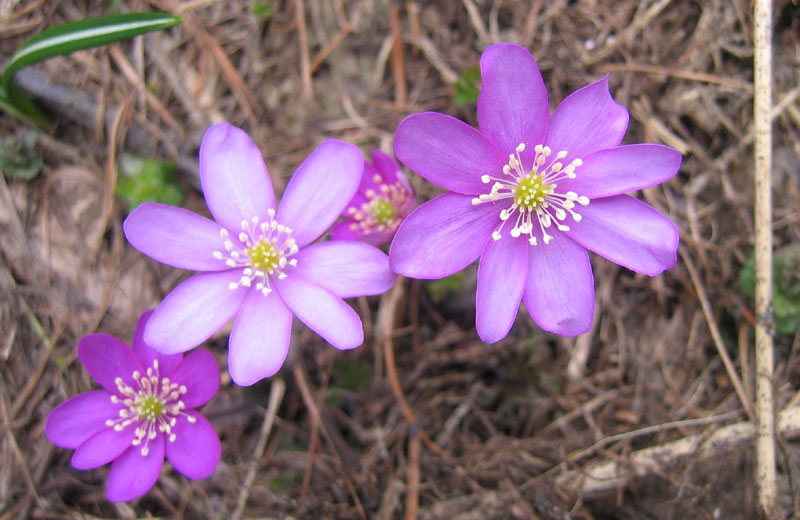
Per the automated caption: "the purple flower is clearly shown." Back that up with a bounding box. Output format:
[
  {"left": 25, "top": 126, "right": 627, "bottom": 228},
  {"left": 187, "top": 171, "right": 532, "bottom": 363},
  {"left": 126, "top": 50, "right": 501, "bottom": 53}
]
[
  {"left": 390, "top": 43, "right": 681, "bottom": 342},
  {"left": 123, "top": 123, "right": 396, "bottom": 385},
  {"left": 331, "top": 150, "right": 416, "bottom": 246},
  {"left": 45, "top": 311, "right": 221, "bottom": 502}
]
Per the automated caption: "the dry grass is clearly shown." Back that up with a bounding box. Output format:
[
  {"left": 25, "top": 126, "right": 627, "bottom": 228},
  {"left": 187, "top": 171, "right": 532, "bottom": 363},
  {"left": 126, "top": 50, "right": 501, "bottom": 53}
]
[{"left": 1, "top": 0, "right": 799, "bottom": 518}]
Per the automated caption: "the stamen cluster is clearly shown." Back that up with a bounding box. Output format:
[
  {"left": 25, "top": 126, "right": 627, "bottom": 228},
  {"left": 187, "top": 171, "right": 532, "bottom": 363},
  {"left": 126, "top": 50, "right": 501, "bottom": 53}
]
[{"left": 346, "top": 174, "right": 412, "bottom": 236}]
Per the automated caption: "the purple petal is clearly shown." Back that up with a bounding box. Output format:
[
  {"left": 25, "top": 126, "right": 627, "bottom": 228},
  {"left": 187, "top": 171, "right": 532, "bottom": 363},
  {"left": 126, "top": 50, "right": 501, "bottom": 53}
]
[
  {"left": 106, "top": 436, "right": 165, "bottom": 502},
  {"left": 276, "top": 275, "right": 363, "bottom": 350},
  {"left": 292, "top": 241, "right": 396, "bottom": 298},
  {"left": 199, "top": 122, "right": 276, "bottom": 231},
  {"left": 389, "top": 193, "right": 500, "bottom": 279},
  {"left": 78, "top": 334, "right": 143, "bottom": 394},
  {"left": 71, "top": 426, "right": 135, "bottom": 470},
  {"left": 330, "top": 220, "right": 361, "bottom": 242},
  {"left": 562, "top": 144, "right": 682, "bottom": 199},
  {"left": 544, "top": 77, "right": 629, "bottom": 160},
  {"left": 168, "top": 349, "right": 220, "bottom": 408},
  {"left": 565, "top": 195, "right": 679, "bottom": 275},
  {"left": 46, "top": 391, "right": 121, "bottom": 449},
  {"left": 165, "top": 411, "right": 221, "bottom": 479},
  {"left": 371, "top": 150, "right": 403, "bottom": 186},
  {"left": 276, "top": 139, "right": 363, "bottom": 248},
  {"left": 476, "top": 236, "right": 529, "bottom": 343},
  {"left": 228, "top": 291, "right": 292, "bottom": 385},
  {"left": 524, "top": 235, "right": 594, "bottom": 336},
  {"left": 478, "top": 43, "right": 549, "bottom": 159},
  {"left": 123, "top": 203, "right": 226, "bottom": 271},
  {"left": 394, "top": 113, "right": 506, "bottom": 195},
  {"left": 132, "top": 310, "right": 183, "bottom": 377},
  {"left": 144, "top": 270, "right": 248, "bottom": 354}
]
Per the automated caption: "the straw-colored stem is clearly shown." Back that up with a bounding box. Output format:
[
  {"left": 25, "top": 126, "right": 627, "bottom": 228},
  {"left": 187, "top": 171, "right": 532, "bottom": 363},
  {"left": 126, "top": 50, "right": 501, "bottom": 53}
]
[{"left": 753, "top": 0, "right": 777, "bottom": 517}]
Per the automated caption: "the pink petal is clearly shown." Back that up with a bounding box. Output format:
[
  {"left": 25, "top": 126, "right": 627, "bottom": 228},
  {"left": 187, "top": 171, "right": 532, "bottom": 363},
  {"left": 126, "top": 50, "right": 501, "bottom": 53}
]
[
  {"left": 46, "top": 391, "right": 121, "bottom": 449},
  {"left": 478, "top": 43, "right": 549, "bottom": 160},
  {"left": 132, "top": 310, "right": 183, "bottom": 377},
  {"left": 562, "top": 144, "right": 682, "bottom": 199},
  {"left": 524, "top": 234, "right": 594, "bottom": 336},
  {"left": 165, "top": 411, "right": 221, "bottom": 479},
  {"left": 565, "top": 195, "right": 679, "bottom": 276},
  {"left": 123, "top": 203, "right": 226, "bottom": 271},
  {"left": 276, "top": 140, "right": 363, "bottom": 248},
  {"left": 106, "top": 436, "right": 165, "bottom": 502},
  {"left": 544, "top": 77, "right": 629, "bottom": 160},
  {"left": 476, "top": 236, "right": 529, "bottom": 343},
  {"left": 371, "top": 149, "right": 404, "bottom": 186},
  {"left": 330, "top": 220, "right": 361, "bottom": 242},
  {"left": 144, "top": 270, "right": 248, "bottom": 354},
  {"left": 168, "top": 349, "right": 220, "bottom": 408},
  {"left": 199, "top": 122, "right": 276, "bottom": 231},
  {"left": 394, "top": 113, "right": 506, "bottom": 195},
  {"left": 276, "top": 275, "right": 363, "bottom": 350},
  {"left": 389, "top": 193, "right": 500, "bottom": 279},
  {"left": 78, "top": 334, "right": 143, "bottom": 394},
  {"left": 228, "top": 290, "right": 292, "bottom": 385},
  {"left": 71, "top": 426, "right": 135, "bottom": 470},
  {"left": 292, "top": 241, "right": 396, "bottom": 298}
]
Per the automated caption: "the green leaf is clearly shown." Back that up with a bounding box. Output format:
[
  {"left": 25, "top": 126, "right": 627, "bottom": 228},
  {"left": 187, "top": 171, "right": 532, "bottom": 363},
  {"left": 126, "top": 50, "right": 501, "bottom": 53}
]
[
  {"left": 1, "top": 12, "right": 183, "bottom": 124},
  {"left": 115, "top": 152, "right": 183, "bottom": 210},
  {"left": 739, "top": 245, "right": 800, "bottom": 335},
  {"left": 452, "top": 66, "right": 481, "bottom": 107},
  {"left": 0, "top": 130, "right": 43, "bottom": 180},
  {"left": 252, "top": 1, "right": 275, "bottom": 20}
]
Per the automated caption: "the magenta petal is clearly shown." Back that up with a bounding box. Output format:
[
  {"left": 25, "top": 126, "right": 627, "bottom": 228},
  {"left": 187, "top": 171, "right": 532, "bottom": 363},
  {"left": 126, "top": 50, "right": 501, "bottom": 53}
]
[
  {"left": 123, "top": 203, "right": 226, "bottom": 271},
  {"left": 562, "top": 144, "right": 682, "bottom": 198},
  {"left": 390, "top": 193, "right": 500, "bottom": 279},
  {"left": 394, "top": 113, "right": 506, "bottom": 195},
  {"left": 524, "top": 235, "right": 594, "bottom": 336},
  {"left": 106, "top": 436, "right": 165, "bottom": 502},
  {"left": 168, "top": 349, "right": 220, "bottom": 407},
  {"left": 71, "top": 426, "right": 135, "bottom": 470},
  {"left": 478, "top": 43, "right": 549, "bottom": 158},
  {"left": 371, "top": 150, "right": 403, "bottom": 186},
  {"left": 476, "top": 237, "right": 528, "bottom": 343},
  {"left": 144, "top": 270, "right": 248, "bottom": 354},
  {"left": 199, "top": 122, "right": 276, "bottom": 231},
  {"left": 165, "top": 411, "right": 221, "bottom": 479},
  {"left": 277, "top": 140, "right": 363, "bottom": 248},
  {"left": 545, "top": 77, "right": 629, "bottom": 160},
  {"left": 132, "top": 310, "right": 183, "bottom": 376},
  {"left": 292, "top": 241, "right": 396, "bottom": 298},
  {"left": 78, "top": 334, "right": 143, "bottom": 393},
  {"left": 276, "top": 275, "right": 363, "bottom": 350},
  {"left": 46, "top": 391, "right": 120, "bottom": 449},
  {"left": 228, "top": 291, "right": 292, "bottom": 385},
  {"left": 331, "top": 220, "right": 361, "bottom": 241},
  {"left": 566, "top": 195, "right": 679, "bottom": 276}
]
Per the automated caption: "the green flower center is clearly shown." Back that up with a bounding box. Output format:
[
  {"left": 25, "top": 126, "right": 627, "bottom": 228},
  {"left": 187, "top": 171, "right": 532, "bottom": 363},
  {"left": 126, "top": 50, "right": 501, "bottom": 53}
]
[
  {"left": 246, "top": 239, "right": 281, "bottom": 272},
  {"left": 372, "top": 197, "right": 397, "bottom": 225},
  {"left": 513, "top": 173, "right": 553, "bottom": 211},
  {"left": 137, "top": 395, "right": 164, "bottom": 420}
]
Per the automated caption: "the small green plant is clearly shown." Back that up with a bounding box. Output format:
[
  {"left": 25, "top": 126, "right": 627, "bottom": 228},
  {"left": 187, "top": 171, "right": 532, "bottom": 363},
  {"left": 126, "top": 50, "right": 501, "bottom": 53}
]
[
  {"left": 115, "top": 152, "right": 183, "bottom": 210},
  {"left": 452, "top": 66, "right": 481, "bottom": 107},
  {"left": 739, "top": 246, "right": 800, "bottom": 335},
  {"left": 0, "top": 129, "right": 42, "bottom": 180}
]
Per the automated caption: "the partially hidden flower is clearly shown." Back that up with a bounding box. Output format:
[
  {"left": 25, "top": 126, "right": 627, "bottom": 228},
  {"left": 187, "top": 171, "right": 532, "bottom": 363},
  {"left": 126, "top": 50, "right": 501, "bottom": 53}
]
[
  {"left": 45, "top": 310, "right": 221, "bottom": 502},
  {"left": 390, "top": 43, "right": 681, "bottom": 342},
  {"left": 331, "top": 150, "right": 416, "bottom": 246},
  {"left": 123, "top": 123, "right": 397, "bottom": 385}
]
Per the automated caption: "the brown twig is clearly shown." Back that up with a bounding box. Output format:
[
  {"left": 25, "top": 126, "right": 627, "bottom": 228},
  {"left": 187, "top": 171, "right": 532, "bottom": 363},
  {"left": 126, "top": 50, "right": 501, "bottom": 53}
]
[
  {"left": 295, "top": 0, "right": 313, "bottom": 100},
  {"left": 390, "top": 4, "right": 406, "bottom": 108}
]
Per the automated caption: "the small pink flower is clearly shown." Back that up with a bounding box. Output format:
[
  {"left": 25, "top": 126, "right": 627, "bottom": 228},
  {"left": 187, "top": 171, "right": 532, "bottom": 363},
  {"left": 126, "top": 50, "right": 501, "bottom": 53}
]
[{"left": 45, "top": 311, "right": 221, "bottom": 502}]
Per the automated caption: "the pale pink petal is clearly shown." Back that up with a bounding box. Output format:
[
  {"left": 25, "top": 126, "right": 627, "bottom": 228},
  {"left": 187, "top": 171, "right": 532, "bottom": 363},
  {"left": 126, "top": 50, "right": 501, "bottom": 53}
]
[
  {"left": 106, "top": 436, "right": 165, "bottom": 502},
  {"left": 71, "top": 426, "right": 135, "bottom": 470},
  {"left": 165, "top": 411, "right": 221, "bottom": 479},
  {"left": 46, "top": 391, "right": 121, "bottom": 449},
  {"left": 132, "top": 310, "right": 183, "bottom": 377},
  {"left": 476, "top": 236, "right": 529, "bottom": 343},
  {"left": 168, "top": 349, "right": 220, "bottom": 408},
  {"left": 78, "top": 334, "right": 143, "bottom": 393}
]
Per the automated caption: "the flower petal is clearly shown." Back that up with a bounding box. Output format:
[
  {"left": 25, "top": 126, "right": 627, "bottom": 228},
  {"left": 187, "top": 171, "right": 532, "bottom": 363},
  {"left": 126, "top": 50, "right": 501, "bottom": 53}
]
[
  {"left": 106, "top": 436, "right": 165, "bottom": 502},
  {"left": 562, "top": 144, "right": 682, "bottom": 199},
  {"left": 389, "top": 193, "right": 500, "bottom": 279},
  {"left": 371, "top": 150, "right": 405, "bottom": 187},
  {"left": 276, "top": 139, "right": 363, "bottom": 248},
  {"left": 144, "top": 270, "right": 248, "bottom": 354},
  {"left": 71, "top": 426, "right": 135, "bottom": 470},
  {"left": 394, "top": 112, "right": 506, "bottom": 195},
  {"left": 565, "top": 195, "right": 679, "bottom": 275},
  {"left": 78, "top": 334, "right": 143, "bottom": 393},
  {"left": 165, "top": 411, "right": 221, "bottom": 479},
  {"left": 476, "top": 236, "right": 528, "bottom": 343},
  {"left": 199, "top": 122, "right": 276, "bottom": 231},
  {"left": 478, "top": 43, "right": 549, "bottom": 158},
  {"left": 276, "top": 275, "right": 363, "bottom": 350},
  {"left": 228, "top": 290, "right": 292, "bottom": 385},
  {"left": 524, "top": 235, "right": 594, "bottom": 336},
  {"left": 292, "top": 241, "right": 396, "bottom": 298},
  {"left": 168, "top": 349, "right": 220, "bottom": 407},
  {"left": 123, "top": 203, "right": 226, "bottom": 271},
  {"left": 330, "top": 220, "right": 361, "bottom": 242},
  {"left": 132, "top": 310, "right": 183, "bottom": 377},
  {"left": 545, "top": 77, "right": 629, "bottom": 160},
  {"left": 46, "top": 391, "right": 120, "bottom": 449}
]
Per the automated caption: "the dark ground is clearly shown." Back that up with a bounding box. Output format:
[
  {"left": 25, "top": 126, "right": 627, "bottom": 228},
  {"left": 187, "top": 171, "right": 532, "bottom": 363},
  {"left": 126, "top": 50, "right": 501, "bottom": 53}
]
[{"left": 1, "top": 0, "right": 800, "bottom": 518}]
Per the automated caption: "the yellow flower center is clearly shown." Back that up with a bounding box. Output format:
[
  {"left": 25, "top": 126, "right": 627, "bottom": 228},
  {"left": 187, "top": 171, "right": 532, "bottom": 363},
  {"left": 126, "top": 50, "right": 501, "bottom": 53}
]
[{"left": 372, "top": 197, "right": 397, "bottom": 225}]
